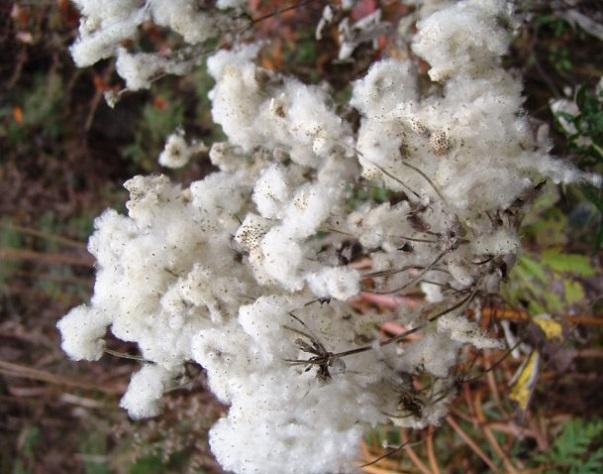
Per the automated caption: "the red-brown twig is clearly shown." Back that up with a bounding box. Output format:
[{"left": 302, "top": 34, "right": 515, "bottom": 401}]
[
  {"left": 0, "top": 359, "right": 121, "bottom": 395},
  {"left": 400, "top": 430, "right": 432, "bottom": 474},
  {"left": 445, "top": 415, "right": 499, "bottom": 473},
  {"left": 478, "top": 307, "right": 603, "bottom": 326},
  {"left": 473, "top": 390, "right": 519, "bottom": 474},
  {"left": 0, "top": 222, "right": 87, "bottom": 249},
  {"left": 0, "top": 247, "right": 93, "bottom": 267},
  {"left": 425, "top": 426, "right": 441, "bottom": 474}
]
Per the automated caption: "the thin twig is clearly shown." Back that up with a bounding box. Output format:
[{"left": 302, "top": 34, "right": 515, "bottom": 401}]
[
  {"left": 371, "top": 248, "right": 451, "bottom": 294},
  {"left": 363, "top": 265, "right": 448, "bottom": 279},
  {"left": 85, "top": 64, "right": 114, "bottom": 131},
  {"left": 0, "top": 359, "right": 121, "bottom": 395},
  {"left": 365, "top": 159, "right": 422, "bottom": 200},
  {"left": 339, "top": 291, "right": 477, "bottom": 359},
  {"left": 426, "top": 426, "right": 441, "bottom": 474},
  {"left": 401, "top": 430, "right": 433, "bottom": 474},
  {"left": 479, "top": 307, "right": 603, "bottom": 326},
  {"left": 12, "top": 270, "right": 90, "bottom": 285},
  {"left": 473, "top": 390, "right": 519, "bottom": 474},
  {"left": 485, "top": 421, "right": 539, "bottom": 440},
  {"left": 398, "top": 161, "right": 449, "bottom": 206},
  {"left": 461, "top": 341, "right": 521, "bottom": 385},
  {"left": 360, "top": 440, "right": 412, "bottom": 468},
  {"left": 104, "top": 348, "right": 147, "bottom": 362},
  {"left": 362, "top": 465, "right": 404, "bottom": 474},
  {"left": 445, "top": 415, "right": 499, "bottom": 473},
  {"left": 396, "top": 235, "right": 440, "bottom": 244},
  {"left": 251, "top": 0, "right": 323, "bottom": 24},
  {"left": 0, "top": 222, "right": 86, "bottom": 249},
  {"left": 0, "top": 247, "right": 93, "bottom": 267}
]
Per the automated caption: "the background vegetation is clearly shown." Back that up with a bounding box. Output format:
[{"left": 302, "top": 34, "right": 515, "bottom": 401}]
[{"left": 1, "top": 1, "right": 602, "bottom": 473}]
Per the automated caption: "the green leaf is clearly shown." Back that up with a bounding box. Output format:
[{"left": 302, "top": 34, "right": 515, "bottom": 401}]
[
  {"left": 504, "top": 249, "right": 594, "bottom": 316},
  {"left": 524, "top": 209, "right": 568, "bottom": 247},
  {"left": 541, "top": 249, "right": 595, "bottom": 276},
  {"left": 129, "top": 455, "right": 166, "bottom": 474},
  {"left": 517, "top": 255, "right": 548, "bottom": 282},
  {"left": 582, "top": 185, "right": 603, "bottom": 213},
  {"left": 595, "top": 222, "right": 603, "bottom": 253},
  {"left": 564, "top": 280, "right": 585, "bottom": 305},
  {"left": 577, "top": 86, "right": 602, "bottom": 117}
]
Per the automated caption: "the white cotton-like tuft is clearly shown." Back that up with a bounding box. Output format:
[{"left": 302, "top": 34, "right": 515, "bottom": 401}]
[
  {"left": 208, "top": 375, "right": 368, "bottom": 474},
  {"left": 259, "top": 227, "right": 305, "bottom": 291},
  {"left": 252, "top": 164, "right": 291, "bottom": 219},
  {"left": 421, "top": 281, "right": 444, "bottom": 303},
  {"left": 351, "top": 59, "right": 418, "bottom": 116},
  {"left": 119, "top": 364, "right": 175, "bottom": 419},
  {"left": 216, "top": 0, "right": 247, "bottom": 8},
  {"left": 306, "top": 267, "right": 361, "bottom": 301},
  {"left": 472, "top": 229, "right": 520, "bottom": 256},
  {"left": 150, "top": 0, "right": 217, "bottom": 45},
  {"left": 412, "top": 0, "right": 511, "bottom": 81},
  {"left": 398, "top": 332, "right": 461, "bottom": 378},
  {"left": 69, "top": 0, "right": 250, "bottom": 91},
  {"left": 116, "top": 49, "right": 196, "bottom": 91},
  {"left": 438, "top": 314, "right": 503, "bottom": 349},
  {"left": 234, "top": 213, "right": 271, "bottom": 252},
  {"left": 281, "top": 184, "right": 332, "bottom": 238},
  {"left": 208, "top": 46, "right": 353, "bottom": 167},
  {"left": 158, "top": 130, "right": 207, "bottom": 169},
  {"left": 70, "top": 0, "right": 145, "bottom": 67},
  {"left": 57, "top": 305, "right": 110, "bottom": 361}
]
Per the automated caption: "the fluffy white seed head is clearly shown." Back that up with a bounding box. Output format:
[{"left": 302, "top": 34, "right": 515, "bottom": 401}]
[{"left": 58, "top": 1, "right": 601, "bottom": 473}]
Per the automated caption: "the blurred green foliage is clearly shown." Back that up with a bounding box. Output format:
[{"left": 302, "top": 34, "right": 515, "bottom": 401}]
[
  {"left": 552, "top": 82, "right": 603, "bottom": 250},
  {"left": 504, "top": 250, "right": 594, "bottom": 315},
  {"left": 554, "top": 85, "right": 603, "bottom": 165},
  {"left": 80, "top": 428, "right": 111, "bottom": 474},
  {"left": 128, "top": 456, "right": 167, "bottom": 474},
  {"left": 532, "top": 14, "right": 579, "bottom": 75},
  {"left": 122, "top": 91, "right": 185, "bottom": 172},
  {"left": 0, "top": 218, "right": 23, "bottom": 287},
  {"left": 12, "top": 426, "right": 41, "bottom": 474},
  {"left": 532, "top": 418, "right": 603, "bottom": 474},
  {"left": 0, "top": 72, "right": 65, "bottom": 147}
]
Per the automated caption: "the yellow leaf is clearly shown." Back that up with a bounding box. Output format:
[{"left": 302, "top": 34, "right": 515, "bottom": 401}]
[
  {"left": 509, "top": 351, "right": 540, "bottom": 411},
  {"left": 533, "top": 314, "right": 563, "bottom": 340}
]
